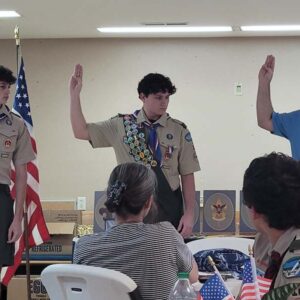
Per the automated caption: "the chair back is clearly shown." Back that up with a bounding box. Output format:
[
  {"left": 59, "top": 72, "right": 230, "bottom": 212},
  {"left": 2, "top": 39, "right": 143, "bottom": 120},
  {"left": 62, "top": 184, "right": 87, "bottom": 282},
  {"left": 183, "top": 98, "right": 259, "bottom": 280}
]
[
  {"left": 187, "top": 236, "right": 254, "bottom": 255},
  {"left": 41, "top": 264, "right": 138, "bottom": 300}
]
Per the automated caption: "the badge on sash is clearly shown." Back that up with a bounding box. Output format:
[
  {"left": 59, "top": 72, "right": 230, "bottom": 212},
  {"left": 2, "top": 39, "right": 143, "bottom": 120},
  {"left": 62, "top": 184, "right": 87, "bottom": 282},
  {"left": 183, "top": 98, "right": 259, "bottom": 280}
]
[{"left": 122, "top": 115, "right": 158, "bottom": 168}]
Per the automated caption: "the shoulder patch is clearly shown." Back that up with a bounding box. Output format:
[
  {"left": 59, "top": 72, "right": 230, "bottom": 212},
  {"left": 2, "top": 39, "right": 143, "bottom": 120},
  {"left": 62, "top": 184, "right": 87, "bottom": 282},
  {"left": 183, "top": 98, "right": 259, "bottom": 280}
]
[
  {"left": 282, "top": 256, "right": 300, "bottom": 278},
  {"left": 185, "top": 132, "right": 193, "bottom": 142},
  {"left": 169, "top": 117, "right": 187, "bottom": 129}
]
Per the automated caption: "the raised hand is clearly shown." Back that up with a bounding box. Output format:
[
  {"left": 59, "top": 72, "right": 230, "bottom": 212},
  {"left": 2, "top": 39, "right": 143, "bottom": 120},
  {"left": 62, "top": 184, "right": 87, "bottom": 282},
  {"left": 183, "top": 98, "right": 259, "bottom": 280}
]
[
  {"left": 69, "top": 64, "right": 83, "bottom": 97},
  {"left": 258, "top": 55, "right": 275, "bottom": 84}
]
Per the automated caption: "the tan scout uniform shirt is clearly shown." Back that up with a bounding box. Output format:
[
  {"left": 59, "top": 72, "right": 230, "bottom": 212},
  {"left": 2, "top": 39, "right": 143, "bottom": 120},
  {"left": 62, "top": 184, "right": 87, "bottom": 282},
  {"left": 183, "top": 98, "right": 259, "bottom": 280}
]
[
  {"left": 254, "top": 228, "right": 300, "bottom": 299},
  {"left": 87, "top": 109, "right": 200, "bottom": 190},
  {"left": 254, "top": 232, "right": 271, "bottom": 274},
  {"left": 274, "top": 228, "right": 300, "bottom": 299},
  {"left": 0, "top": 105, "right": 35, "bottom": 184}
]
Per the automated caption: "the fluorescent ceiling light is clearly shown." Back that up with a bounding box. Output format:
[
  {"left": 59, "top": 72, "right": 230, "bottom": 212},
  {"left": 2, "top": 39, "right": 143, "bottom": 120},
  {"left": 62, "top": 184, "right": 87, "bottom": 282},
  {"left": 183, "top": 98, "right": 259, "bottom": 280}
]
[
  {"left": 98, "top": 26, "right": 232, "bottom": 33},
  {"left": 241, "top": 25, "right": 300, "bottom": 32},
  {"left": 0, "top": 10, "right": 20, "bottom": 17}
]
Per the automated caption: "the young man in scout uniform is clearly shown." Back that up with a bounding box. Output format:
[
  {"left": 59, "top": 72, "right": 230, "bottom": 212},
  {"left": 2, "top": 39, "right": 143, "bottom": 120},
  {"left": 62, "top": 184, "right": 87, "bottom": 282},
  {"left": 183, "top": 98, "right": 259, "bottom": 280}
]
[
  {"left": 257, "top": 55, "right": 300, "bottom": 160},
  {"left": 0, "top": 66, "right": 35, "bottom": 273},
  {"left": 69, "top": 64, "right": 200, "bottom": 238},
  {"left": 242, "top": 152, "right": 300, "bottom": 298}
]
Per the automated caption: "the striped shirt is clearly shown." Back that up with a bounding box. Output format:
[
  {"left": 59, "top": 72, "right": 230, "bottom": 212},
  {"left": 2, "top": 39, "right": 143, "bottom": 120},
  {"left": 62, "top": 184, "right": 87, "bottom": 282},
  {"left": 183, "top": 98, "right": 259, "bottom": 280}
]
[{"left": 73, "top": 221, "right": 193, "bottom": 300}]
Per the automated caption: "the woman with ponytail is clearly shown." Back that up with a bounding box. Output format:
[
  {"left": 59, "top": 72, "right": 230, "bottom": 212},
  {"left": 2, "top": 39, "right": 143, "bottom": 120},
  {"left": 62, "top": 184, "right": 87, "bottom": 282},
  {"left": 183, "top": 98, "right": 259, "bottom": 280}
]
[{"left": 74, "top": 162, "right": 198, "bottom": 300}]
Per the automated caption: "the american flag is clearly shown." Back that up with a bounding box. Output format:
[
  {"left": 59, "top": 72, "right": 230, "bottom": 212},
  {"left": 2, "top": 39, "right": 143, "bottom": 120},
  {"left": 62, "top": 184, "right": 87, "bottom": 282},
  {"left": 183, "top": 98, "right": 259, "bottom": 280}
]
[
  {"left": 0, "top": 57, "right": 49, "bottom": 286},
  {"left": 199, "top": 274, "right": 235, "bottom": 300},
  {"left": 240, "top": 258, "right": 272, "bottom": 300}
]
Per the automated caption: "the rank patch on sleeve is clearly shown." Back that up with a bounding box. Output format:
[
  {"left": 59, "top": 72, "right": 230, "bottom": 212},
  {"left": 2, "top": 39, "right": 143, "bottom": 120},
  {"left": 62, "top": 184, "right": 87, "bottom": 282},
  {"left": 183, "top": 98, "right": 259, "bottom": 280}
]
[{"left": 185, "top": 132, "right": 192, "bottom": 142}]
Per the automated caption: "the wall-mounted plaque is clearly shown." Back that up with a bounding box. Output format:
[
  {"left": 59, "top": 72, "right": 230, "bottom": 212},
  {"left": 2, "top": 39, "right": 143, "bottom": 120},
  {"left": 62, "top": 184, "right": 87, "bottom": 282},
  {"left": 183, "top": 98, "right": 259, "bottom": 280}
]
[
  {"left": 94, "top": 191, "right": 115, "bottom": 233},
  {"left": 203, "top": 190, "right": 236, "bottom": 234},
  {"left": 239, "top": 191, "right": 256, "bottom": 235}
]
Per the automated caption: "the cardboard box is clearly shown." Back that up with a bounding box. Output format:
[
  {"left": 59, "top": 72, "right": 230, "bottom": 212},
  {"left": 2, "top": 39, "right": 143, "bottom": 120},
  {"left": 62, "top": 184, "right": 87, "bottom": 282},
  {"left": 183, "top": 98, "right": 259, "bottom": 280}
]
[
  {"left": 41, "top": 200, "right": 75, "bottom": 210},
  {"left": 43, "top": 210, "right": 82, "bottom": 224},
  {"left": 8, "top": 275, "right": 49, "bottom": 300},
  {"left": 30, "top": 222, "right": 75, "bottom": 256},
  {"left": 82, "top": 210, "right": 94, "bottom": 225}
]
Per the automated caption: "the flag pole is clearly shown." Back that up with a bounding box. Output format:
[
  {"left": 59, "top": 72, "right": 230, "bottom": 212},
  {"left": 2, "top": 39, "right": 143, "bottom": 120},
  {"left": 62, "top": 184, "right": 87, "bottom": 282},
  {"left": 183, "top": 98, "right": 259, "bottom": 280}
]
[
  {"left": 14, "top": 25, "right": 32, "bottom": 300},
  {"left": 14, "top": 26, "right": 20, "bottom": 70},
  {"left": 208, "top": 256, "right": 235, "bottom": 298},
  {"left": 249, "top": 246, "right": 261, "bottom": 300}
]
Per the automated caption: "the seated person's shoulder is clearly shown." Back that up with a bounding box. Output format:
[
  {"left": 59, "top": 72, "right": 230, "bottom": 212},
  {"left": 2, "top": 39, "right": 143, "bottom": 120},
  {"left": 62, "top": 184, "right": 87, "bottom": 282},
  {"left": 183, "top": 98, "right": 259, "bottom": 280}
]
[
  {"left": 159, "top": 221, "right": 177, "bottom": 230},
  {"left": 145, "top": 221, "right": 178, "bottom": 236},
  {"left": 77, "top": 233, "right": 102, "bottom": 246},
  {"left": 156, "top": 222, "right": 184, "bottom": 240}
]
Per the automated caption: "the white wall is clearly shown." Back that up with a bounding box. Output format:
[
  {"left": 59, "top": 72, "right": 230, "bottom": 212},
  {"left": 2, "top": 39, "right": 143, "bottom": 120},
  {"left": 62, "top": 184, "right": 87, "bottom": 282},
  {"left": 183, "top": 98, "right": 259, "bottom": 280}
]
[{"left": 0, "top": 37, "right": 299, "bottom": 209}]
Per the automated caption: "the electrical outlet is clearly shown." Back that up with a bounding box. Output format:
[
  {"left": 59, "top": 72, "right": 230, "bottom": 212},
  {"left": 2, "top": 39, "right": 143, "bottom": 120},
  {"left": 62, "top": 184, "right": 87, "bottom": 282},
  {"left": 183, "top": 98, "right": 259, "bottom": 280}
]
[
  {"left": 76, "top": 196, "right": 87, "bottom": 210},
  {"left": 234, "top": 82, "right": 243, "bottom": 96}
]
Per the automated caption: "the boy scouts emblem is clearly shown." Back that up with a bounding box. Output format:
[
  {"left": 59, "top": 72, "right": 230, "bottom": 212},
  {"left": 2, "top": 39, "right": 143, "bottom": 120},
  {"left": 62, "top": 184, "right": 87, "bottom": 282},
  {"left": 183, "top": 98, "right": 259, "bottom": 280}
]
[
  {"left": 6, "top": 119, "right": 12, "bottom": 126},
  {"left": 203, "top": 191, "right": 235, "bottom": 234},
  {"left": 283, "top": 257, "right": 300, "bottom": 278},
  {"left": 4, "top": 139, "right": 12, "bottom": 148},
  {"left": 211, "top": 198, "right": 227, "bottom": 221},
  {"left": 185, "top": 132, "right": 192, "bottom": 142},
  {"left": 166, "top": 133, "right": 173, "bottom": 140}
]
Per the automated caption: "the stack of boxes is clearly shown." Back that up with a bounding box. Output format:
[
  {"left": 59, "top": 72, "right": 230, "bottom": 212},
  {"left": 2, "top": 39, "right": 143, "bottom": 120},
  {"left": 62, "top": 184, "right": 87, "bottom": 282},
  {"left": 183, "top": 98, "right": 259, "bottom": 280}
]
[{"left": 7, "top": 200, "right": 94, "bottom": 300}]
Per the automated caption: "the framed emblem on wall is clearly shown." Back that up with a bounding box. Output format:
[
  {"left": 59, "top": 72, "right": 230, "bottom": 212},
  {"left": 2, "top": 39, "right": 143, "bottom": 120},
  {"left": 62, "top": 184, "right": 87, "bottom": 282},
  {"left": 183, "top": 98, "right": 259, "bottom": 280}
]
[
  {"left": 203, "top": 190, "right": 236, "bottom": 235},
  {"left": 94, "top": 191, "right": 115, "bottom": 233},
  {"left": 94, "top": 190, "right": 201, "bottom": 233},
  {"left": 192, "top": 191, "right": 201, "bottom": 233},
  {"left": 239, "top": 191, "right": 256, "bottom": 235}
]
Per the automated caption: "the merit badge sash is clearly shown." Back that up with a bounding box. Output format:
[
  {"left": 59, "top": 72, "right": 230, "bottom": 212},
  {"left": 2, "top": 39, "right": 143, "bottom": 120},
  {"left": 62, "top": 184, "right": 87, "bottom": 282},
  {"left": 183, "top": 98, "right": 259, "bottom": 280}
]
[
  {"left": 122, "top": 113, "right": 158, "bottom": 168},
  {"left": 122, "top": 112, "right": 183, "bottom": 227}
]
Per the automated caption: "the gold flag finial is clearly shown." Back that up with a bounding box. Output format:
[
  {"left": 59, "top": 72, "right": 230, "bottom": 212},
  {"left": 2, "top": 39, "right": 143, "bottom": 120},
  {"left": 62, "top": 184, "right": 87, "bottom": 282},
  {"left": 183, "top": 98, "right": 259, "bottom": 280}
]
[
  {"left": 208, "top": 255, "right": 215, "bottom": 267},
  {"left": 14, "top": 25, "right": 20, "bottom": 46}
]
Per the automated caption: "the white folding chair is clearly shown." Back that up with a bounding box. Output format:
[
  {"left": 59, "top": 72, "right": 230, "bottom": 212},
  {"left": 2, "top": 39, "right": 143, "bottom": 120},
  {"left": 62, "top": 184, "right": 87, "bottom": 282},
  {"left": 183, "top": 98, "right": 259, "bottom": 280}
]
[
  {"left": 41, "top": 264, "right": 139, "bottom": 300},
  {"left": 187, "top": 236, "right": 254, "bottom": 255}
]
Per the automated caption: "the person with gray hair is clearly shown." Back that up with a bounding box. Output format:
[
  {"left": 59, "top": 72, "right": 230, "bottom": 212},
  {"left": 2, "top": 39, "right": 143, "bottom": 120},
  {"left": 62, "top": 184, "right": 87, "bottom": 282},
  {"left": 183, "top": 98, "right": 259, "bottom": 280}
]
[{"left": 73, "top": 162, "right": 198, "bottom": 300}]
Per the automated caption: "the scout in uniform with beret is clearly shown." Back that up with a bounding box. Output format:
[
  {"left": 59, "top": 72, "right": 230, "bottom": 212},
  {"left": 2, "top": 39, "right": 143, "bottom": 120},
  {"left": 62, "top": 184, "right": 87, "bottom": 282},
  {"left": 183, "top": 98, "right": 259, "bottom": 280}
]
[
  {"left": 69, "top": 64, "right": 200, "bottom": 237},
  {"left": 242, "top": 152, "right": 300, "bottom": 298},
  {"left": 0, "top": 66, "right": 35, "bottom": 273}
]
